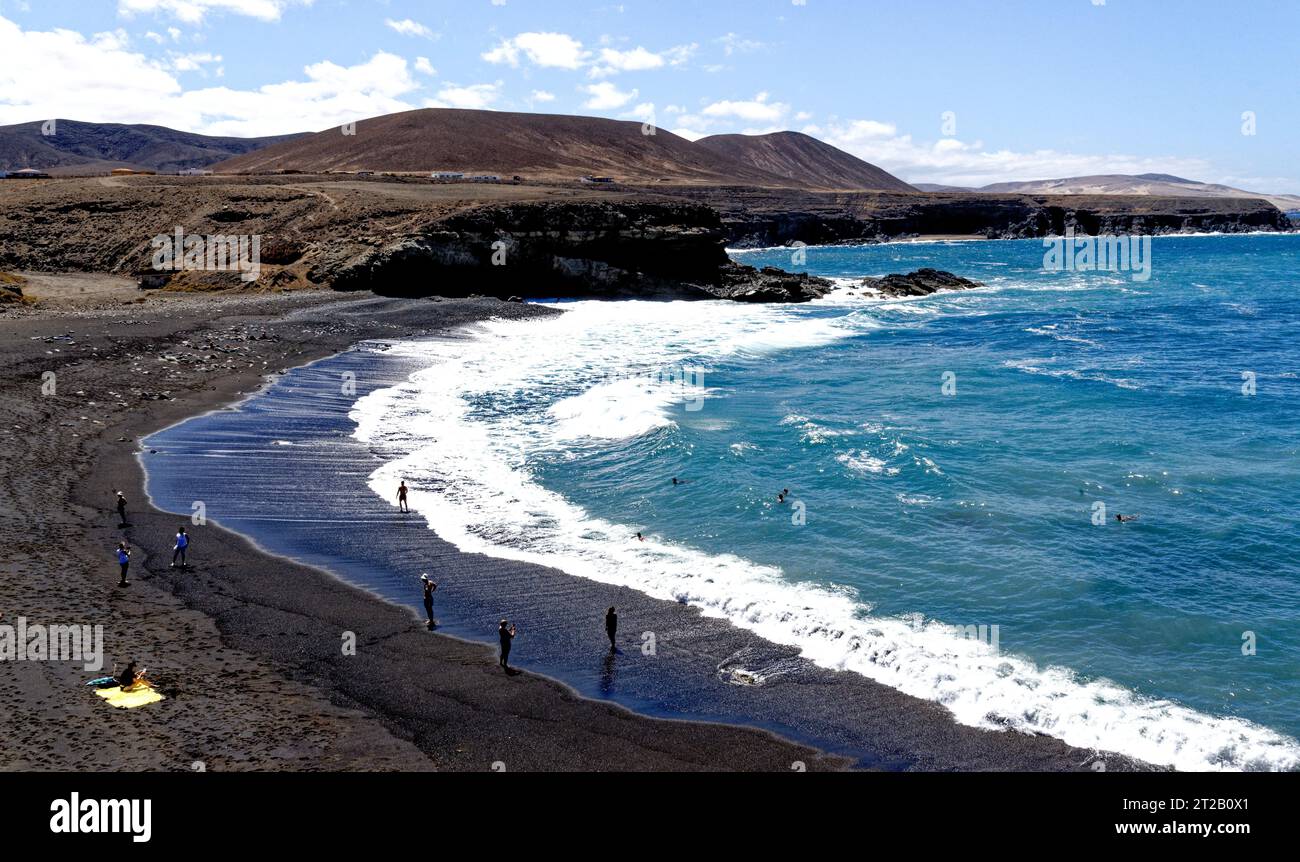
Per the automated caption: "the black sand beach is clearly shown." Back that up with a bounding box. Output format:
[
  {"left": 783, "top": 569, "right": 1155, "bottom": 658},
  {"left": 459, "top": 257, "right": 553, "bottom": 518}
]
[
  {"left": 1, "top": 284, "right": 1142, "bottom": 771},
  {"left": 142, "top": 337, "right": 1142, "bottom": 770},
  {"left": 0, "top": 287, "right": 848, "bottom": 771}
]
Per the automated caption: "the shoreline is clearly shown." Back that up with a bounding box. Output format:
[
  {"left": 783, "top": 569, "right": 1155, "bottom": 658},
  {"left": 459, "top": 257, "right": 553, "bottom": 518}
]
[
  {"left": 0, "top": 288, "right": 851, "bottom": 771},
  {"left": 1, "top": 284, "right": 1153, "bottom": 771},
  {"left": 726, "top": 228, "right": 1300, "bottom": 256},
  {"left": 133, "top": 301, "right": 1148, "bottom": 772}
]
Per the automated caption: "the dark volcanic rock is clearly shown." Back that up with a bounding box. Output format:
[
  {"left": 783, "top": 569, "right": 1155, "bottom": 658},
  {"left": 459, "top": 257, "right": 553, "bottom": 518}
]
[
  {"left": 324, "top": 201, "right": 732, "bottom": 299},
  {"left": 655, "top": 186, "right": 1296, "bottom": 247},
  {"left": 713, "top": 263, "right": 833, "bottom": 302},
  {"left": 321, "top": 201, "right": 827, "bottom": 303},
  {"left": 860, "top": 268, "right": 982, "bottom": 297}
]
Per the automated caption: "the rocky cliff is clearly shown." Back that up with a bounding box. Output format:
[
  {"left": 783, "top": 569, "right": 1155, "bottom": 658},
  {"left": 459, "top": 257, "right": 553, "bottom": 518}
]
[
  {"left": 660, "top": 187, "right": 1295, "bottom": 246},
  {"left": 0, "top": 174, "right": 1287, "bottom": 307},
  {"left": 0, "top": 176, "right": 829, "bottom": 302}
]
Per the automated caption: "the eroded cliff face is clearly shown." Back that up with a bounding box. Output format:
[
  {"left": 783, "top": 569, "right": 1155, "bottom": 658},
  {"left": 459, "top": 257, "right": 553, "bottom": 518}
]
[
  {"left": 0, "top": 175, "right": 1288, "bottom": 306},
  {"left": 316, "top": 201, "right": 740, "bottom": 299},
  {"left": 662, "top": 187, "right": 1296, "bottom": 247},
  {"left": 0, "top": 178, "right": 831, "bottom": 302}
]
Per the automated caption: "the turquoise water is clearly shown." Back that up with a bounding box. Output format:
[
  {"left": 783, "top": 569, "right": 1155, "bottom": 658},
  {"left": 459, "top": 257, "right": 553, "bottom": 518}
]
[{"left": 343, "top": 233, "right": 1300, "bottom": 769}]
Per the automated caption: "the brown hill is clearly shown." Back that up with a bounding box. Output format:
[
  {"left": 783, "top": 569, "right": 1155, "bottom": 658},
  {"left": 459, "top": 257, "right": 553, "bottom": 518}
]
[
  {"left": 216, "top": 108, "right": 801, "bottom": 186},
  {"left": 695, "top": 130, "right": 915, "bottom": 192},
  {"left": 977, "top": 173, "right": 1300, "bottom": 211},
  {"left": 0, "top": 119, "right": 302, "bottom": 175}
]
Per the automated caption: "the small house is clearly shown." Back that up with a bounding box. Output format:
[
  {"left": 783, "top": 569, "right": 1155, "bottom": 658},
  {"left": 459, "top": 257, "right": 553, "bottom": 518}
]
[
  {"left": 8, "top": 168, "right": 51, "bottom": 179},
  {"left": 431, "top": 171, "right": 464, "bottom": 180}
]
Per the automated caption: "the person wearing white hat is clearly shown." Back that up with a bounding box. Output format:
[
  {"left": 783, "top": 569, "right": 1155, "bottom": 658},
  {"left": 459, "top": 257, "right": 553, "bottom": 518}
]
[{"left": 420, "top": 574, "right": 438, "bottom": 629}]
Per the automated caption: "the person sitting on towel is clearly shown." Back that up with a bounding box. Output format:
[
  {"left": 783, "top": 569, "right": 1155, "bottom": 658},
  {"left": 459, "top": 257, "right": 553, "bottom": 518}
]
[{"left": 117, "top": 661, "right": 145, "bottom": 690}]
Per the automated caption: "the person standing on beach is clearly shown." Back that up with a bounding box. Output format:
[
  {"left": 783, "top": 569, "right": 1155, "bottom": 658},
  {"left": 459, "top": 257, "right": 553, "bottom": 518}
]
[
  {"left": 116, "top": 542, "right": 131, "bottom": 586},
  {"left": 171, "top": 526, "right": 189, "bottom": 568},
  {"left": 397, "top": 481, "right": 409, "bottom": 513},
  {"left": 605, "top": 607, "right": 618, "bottom": 650},
  {"left": 498, "top": 619, "right": 517, "bottom": 669},
  {"left": 421, "top": 574, "right": 437, "bottom": 629},
  {"left": 115, "top": 491, "right": 127, "bottom": 526}
]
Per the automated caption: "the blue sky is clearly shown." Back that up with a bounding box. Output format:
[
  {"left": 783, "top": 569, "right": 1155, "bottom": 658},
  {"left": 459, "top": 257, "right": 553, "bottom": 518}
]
[{"left": 0, "top": 0, "right": 1295, "bottom": 190}]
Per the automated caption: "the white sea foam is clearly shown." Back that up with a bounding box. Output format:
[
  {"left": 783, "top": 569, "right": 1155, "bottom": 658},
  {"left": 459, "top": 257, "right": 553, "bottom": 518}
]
[
  {"left": 548, "top": 377, "right": 682, "bottom": 441},
  {"left": 1004, "top": 358, "right": 1143, "bottom": 390},
  {"left": 837, "top": 450, "right": 900, "bottom": 477},
  {"left": 350, "top": 298, "right": 1300, "bottom": 772}
]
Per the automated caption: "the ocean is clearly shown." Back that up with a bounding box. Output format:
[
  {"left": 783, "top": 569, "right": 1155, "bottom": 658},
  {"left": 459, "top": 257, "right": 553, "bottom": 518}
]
[{"left": 144, "top": 233, "right": 1300, "bottom": 770}]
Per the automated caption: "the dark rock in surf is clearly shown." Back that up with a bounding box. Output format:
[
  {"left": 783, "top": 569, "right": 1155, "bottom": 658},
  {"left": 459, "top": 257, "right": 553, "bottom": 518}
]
[
  {"left": 712, "top": 263, "right": 833, "bottom": 303},
  {"left": 860, "top": 268, "right": 982, "bottom": 297}
]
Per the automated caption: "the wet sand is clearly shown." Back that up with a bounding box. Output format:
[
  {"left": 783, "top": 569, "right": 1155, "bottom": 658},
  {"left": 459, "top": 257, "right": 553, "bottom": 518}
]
[
  {"left": 0, "top": 286, "right": 848, "bottom": 771},
  {"left": 0, "top": 283, "right": 1142, "bottom": 771}
]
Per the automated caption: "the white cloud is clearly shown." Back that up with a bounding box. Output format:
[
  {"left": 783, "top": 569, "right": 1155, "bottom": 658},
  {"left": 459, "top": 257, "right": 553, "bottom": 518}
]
[
  {"left": 385, "top": 18, "right": 436, "bottom": 39},
  {"left": 670, "top": 126, "right": 708, "bottom": 142},
  {"left": 590, "top": 46, "right": 663, "bottom": 76},
  {"left": 117, "top": 0, "right": 311, "bottom": 24},
  {"left": 168, "top": 50, "right": 222, "bottom": 72},
  {"left": 529, "top": 89, "right": 556, "bottom": 102},
  {"left": 700, "top": 91, "right": 788, "bottom": 123},
  {"left": 485, "top": 31, "right": 693, "bottom": 78},
  {"left": 0, "top": 15, "right": 421, "bottom": 136},
  {"left": 483, "top": 31, "right": 588, "bottom": 70},
  {"left": 716, "top": 32, "right": 764, "bottom": 56},
  {"left": 426, "top": 81, "right": 501, "bottom": 110},
  {"left": 815, "top": 118, "right": 1215, "bottom": 188},
  {"left": 414, "top": 56, "right": 436, "bottom": 75},
  {"left": 830, "top": 119, "right": 896, "bottom": 139},
  {"left": 581, "top": 81, "right": 637, "bottom": 110},
  {"left": 588, "top": 42, "right": 695, "bottom": 77}
]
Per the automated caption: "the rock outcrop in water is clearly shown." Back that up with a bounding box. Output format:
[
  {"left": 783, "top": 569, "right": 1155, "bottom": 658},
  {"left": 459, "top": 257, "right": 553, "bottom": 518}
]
[
  {"left": 716, "top": 263, "right": 833, "bottom": 302},
  {"left": 860, "top": 268, "right": 982, "bottom": 297}
]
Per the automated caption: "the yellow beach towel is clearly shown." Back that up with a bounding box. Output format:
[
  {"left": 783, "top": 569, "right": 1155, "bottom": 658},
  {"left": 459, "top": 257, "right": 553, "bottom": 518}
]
[{"left": 94, "top": 685, "right": 165, "bottom": 709}]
